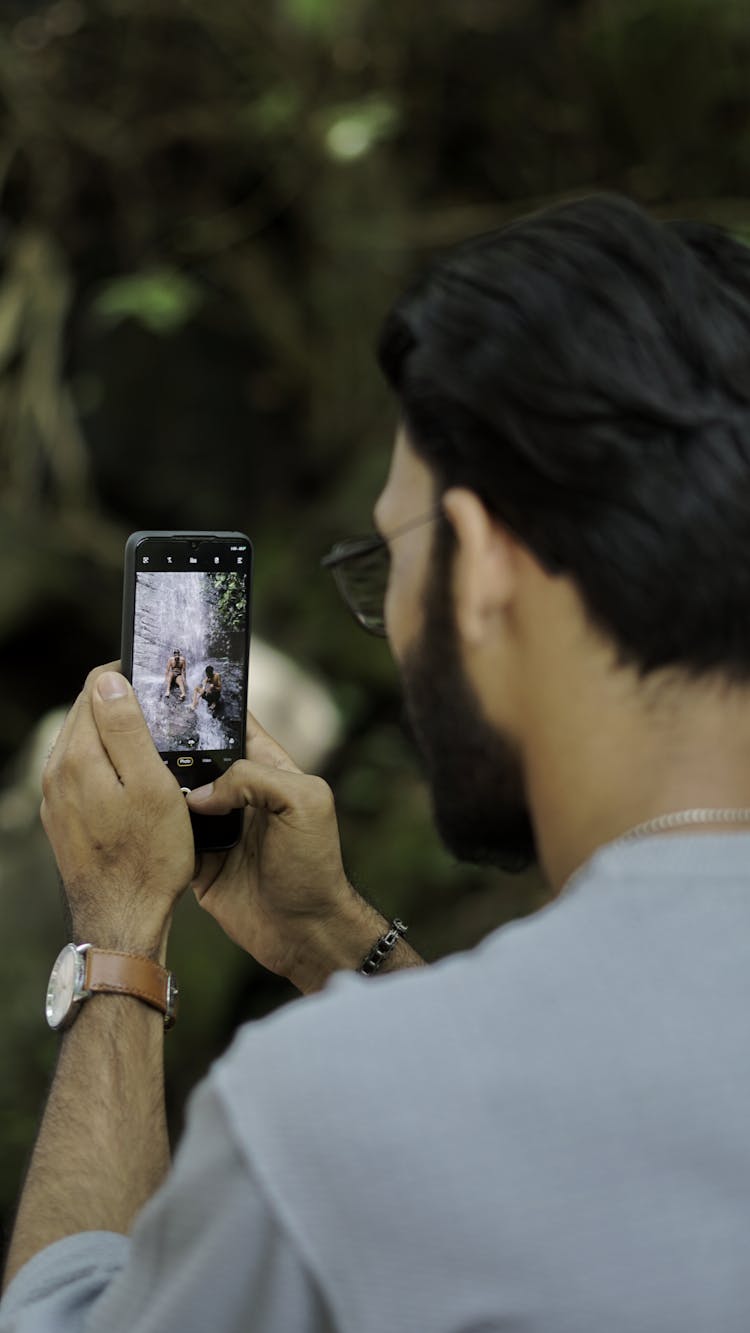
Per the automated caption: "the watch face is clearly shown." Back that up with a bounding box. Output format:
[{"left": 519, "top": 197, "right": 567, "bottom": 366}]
[{"left": 46, "top": 944, "right": 84, "bottom": 1030}]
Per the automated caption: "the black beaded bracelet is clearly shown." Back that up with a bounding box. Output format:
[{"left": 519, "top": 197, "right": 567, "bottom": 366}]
[{"left": 358, "top": 918, "right": 408, "bottom": 976}]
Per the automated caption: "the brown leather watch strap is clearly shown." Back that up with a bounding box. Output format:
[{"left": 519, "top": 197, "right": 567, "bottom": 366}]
[{"left": 82, "top": 949, "right": 178, "bottom": 1028}]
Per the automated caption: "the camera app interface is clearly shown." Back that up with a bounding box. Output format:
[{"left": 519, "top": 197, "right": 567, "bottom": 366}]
[{"left": 131, "top": 540, "right": 250, "bottom": 785}]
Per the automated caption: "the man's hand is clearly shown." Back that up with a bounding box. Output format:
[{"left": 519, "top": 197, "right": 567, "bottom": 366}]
[
  {"left": 3, "top": 662, "right": 195, "bottom": 1290},
  {"left": 186, "top": 713, "right": 361, "bottom": 988},
  {"left": 41, "top": 662, "right": 195, "bottom": 959}
]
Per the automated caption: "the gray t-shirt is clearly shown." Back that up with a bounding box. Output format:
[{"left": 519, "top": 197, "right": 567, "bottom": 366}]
[{"left": 3, "top": 832, "right": 750, "bottom": 1333}]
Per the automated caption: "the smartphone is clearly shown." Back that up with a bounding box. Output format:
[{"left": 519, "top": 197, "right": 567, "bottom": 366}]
[{"left": 121, "top": 530, "right": 253, "bottom": 853}]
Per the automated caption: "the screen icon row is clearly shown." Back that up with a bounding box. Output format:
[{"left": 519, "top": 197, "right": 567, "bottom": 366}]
[{"left": 140, "top": 555, "right": 245, "bottom": 566}]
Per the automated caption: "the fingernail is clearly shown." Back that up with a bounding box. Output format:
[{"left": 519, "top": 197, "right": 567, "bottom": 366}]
[
  {"left": 97, "top": 672, "right": 128, "bottom": 700},
  {"left": 187, "top": 783, "right": 214, "bottom": 803}
]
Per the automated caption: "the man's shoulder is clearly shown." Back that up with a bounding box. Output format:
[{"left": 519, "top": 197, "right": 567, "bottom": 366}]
[
  {"left": 204, "top": 897, "right": 603, "bottom": 1262},
  {"left": 192, "top": 851, "right": 750, "bottom": 1333},
  {"left": 217, "top": 950, "right": 458, "bottom": 1091},
  {"left": 208, "top": 949, "right": 489, "bottom": 1203},
  {"left": 211, "top": 898, "right": 574, "bottom": 1136},
  {"left": 210, "top": 839, "right": 750, "bottom": 1132}
]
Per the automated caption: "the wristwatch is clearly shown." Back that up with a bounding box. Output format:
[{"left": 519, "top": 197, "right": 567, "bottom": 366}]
[{"left": 45, "top": 943, "right": 179, "bottom": 1031}]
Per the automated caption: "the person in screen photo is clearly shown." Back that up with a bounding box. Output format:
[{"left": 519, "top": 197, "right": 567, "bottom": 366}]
[
  {"left": 191, "top": 665, "right": 222, "bottom": 714},
  {"left": 163, "top": 649, "right": 188, "bottom": 701}
]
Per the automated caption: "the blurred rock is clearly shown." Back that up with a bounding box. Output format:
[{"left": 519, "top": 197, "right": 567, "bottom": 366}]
[{"left": 248, "top": 639, "right": 341, "bottom": 772}]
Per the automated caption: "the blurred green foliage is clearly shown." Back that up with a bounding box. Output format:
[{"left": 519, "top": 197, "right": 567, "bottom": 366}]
[
  {"left": 93, "top": 269, "right": 204, "bottom": 336},
  {"left": 2, "top": 0, "right": 750, "bottom": 1243}
]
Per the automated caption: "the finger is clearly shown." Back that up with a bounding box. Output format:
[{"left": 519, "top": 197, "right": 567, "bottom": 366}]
[
  {"left": 245, "top": 710, "right": 303, "bottom": 775},
  {"left": 43, "top": 663, "right": 130, "bottom": 796},
  {"left": 52, "top": 660, "right": 123, "bottom": 750},
  {"left": 44, "top": 682, "right": 120, "bottom": 788},
  {"left": 85, "top": 659, "right": 123, "bottom": 685},
  {"left": 186, "top": 758, "right": 322, "bottom": 817},
  {"left": 90, "top": 670, "right": 170, "bottom": 790},
  {"left": 44, "top": 691, "right": 127, "bottom": 810},
  {"left": 190, "top": 850, "right": 225, "bottom": 900},
  {"left": 43, "top": 692, "right": 83, "bottom": 780},
  {"left": 43, "top": 658, "right": 121, "bottom": 781}
]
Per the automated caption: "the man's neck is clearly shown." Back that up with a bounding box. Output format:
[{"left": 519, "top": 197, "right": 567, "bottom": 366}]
[{"left": 523, "top": 672, "right": 750, "bottom": 895}]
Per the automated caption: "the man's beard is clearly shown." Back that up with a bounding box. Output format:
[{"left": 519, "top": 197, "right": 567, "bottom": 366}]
[{"left": 399, "top": 526, "right": 538, "bottom": 874}]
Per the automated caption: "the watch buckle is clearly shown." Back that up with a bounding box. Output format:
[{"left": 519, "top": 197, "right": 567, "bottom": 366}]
[{"left": 165, "top": 973, "right": 179, "bottom": 1030}]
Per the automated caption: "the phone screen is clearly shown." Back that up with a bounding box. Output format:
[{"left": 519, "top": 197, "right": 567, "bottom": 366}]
[{"left": 124, "top": 535, "right": 251, "bottom": 836}]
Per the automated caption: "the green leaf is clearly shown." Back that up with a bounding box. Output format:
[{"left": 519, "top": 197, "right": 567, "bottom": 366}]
[{"left": 93, "top": 269, "right": 203, "bottom": 335}]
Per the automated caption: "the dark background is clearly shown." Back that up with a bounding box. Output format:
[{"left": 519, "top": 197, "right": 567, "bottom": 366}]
[{"left": 2, "top": 0, "right": 749, "bottom": 1241}]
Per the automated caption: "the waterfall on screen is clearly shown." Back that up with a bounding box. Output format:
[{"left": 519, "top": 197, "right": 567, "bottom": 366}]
[{"left": 132, "top": 571, "right": 244, "bottom": 753}]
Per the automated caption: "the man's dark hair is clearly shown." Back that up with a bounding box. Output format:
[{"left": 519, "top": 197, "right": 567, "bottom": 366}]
[
  {"left": 205, "top": 666, "right": 214, "bottom": 677},
  {"left": 378, "top": 194, "right": 750, "bottom": 682}
]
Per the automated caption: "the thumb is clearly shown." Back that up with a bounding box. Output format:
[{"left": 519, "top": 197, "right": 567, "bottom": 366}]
[
  {"left": 90, "top": 669, "right": 163, "bottom": 786},
  {"left": 186, "top": 759, "right": 322, "bottom": 819}
]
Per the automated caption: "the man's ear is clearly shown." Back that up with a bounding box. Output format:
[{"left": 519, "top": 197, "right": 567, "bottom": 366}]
[{"left": 441, "top": 488, "right": 518, "bottom": 646}]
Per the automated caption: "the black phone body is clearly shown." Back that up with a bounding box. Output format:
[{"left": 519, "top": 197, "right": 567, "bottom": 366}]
[{"left": 121, "top": 530, "right": 252, "bottom": 853}]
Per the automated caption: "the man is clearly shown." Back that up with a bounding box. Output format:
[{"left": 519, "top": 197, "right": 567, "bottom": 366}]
[
  {"left": 3, "top": 193, "right": 750, "bottom": 1331},
  {"left": 190, "top": 665, "right": 222, "bottom": 714},
  {"left": 163, "top": 649, "right": 187, "bottom": 701}
]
